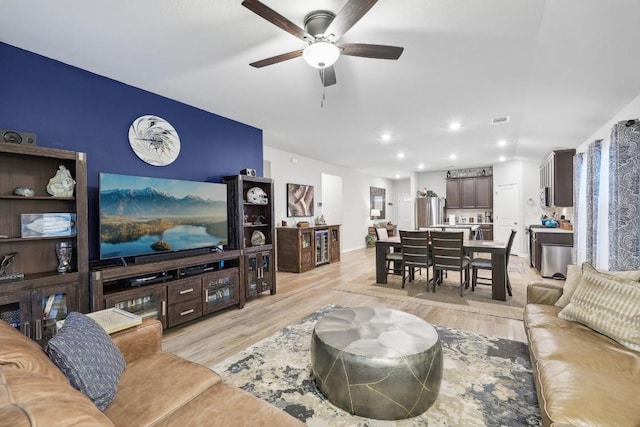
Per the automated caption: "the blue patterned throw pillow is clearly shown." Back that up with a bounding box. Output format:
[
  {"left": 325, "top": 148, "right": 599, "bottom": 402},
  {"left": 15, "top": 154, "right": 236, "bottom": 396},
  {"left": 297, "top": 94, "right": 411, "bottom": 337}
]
[{"left": 46, "top": 312, "right": 126, "bottom": 411}]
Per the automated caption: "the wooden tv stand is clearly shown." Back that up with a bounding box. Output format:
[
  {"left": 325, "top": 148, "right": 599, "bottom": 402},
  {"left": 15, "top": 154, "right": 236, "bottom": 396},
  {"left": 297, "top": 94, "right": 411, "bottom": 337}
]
[{"left": 90, "top": 250, "right": 243, "bottom": 329}]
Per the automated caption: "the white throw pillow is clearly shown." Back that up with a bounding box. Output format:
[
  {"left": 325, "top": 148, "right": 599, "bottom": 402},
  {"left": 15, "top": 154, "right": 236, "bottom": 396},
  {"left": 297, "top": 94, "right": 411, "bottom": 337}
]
[
  {"left": 558, "top": 263, "right": 640, "bottom": 351},
  {"left": 555, "top": 264, "right": 640, "bottom": 308}
]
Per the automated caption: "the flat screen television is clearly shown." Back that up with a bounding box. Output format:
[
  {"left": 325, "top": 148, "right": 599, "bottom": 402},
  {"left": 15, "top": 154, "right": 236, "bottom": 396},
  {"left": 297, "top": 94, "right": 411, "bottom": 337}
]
[{"left": 99, "top": 172, "right": 228, "bottom": 260}]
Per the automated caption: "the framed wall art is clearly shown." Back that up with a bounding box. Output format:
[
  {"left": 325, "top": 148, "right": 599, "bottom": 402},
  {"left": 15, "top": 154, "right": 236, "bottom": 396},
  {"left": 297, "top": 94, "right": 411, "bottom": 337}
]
[
  {"left": 287, "top": 183, "right": 314, "bottom": 217},
  {"left": 370, "top": 186, "right": 386, "bottom": 219}
]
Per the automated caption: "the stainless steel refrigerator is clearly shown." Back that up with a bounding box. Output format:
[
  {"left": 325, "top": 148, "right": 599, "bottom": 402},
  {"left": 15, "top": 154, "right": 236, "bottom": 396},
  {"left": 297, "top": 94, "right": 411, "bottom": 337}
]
[{"left": 415, "top": 197, "right": 445, "bottom": 228}]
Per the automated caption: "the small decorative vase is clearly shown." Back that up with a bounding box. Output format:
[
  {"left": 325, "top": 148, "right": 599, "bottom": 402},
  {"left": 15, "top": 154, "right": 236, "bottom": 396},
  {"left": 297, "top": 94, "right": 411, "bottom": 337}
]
[{"left": 56, "top": 241, "right": 73, "bottom": 273}]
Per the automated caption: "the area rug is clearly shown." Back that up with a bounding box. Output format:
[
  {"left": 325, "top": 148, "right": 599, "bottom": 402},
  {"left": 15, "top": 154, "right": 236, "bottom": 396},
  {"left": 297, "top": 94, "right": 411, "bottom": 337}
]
[
  {"left": 212, "top": 305, "right": 541, "bottom": 426},
  {"left": 332, "top": 257, "right": 532, "bottom": 320}
]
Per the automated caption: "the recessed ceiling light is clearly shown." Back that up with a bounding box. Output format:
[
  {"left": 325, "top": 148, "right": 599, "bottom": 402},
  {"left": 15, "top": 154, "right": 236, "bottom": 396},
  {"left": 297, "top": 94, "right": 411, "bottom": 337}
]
[
  {"left": 499, "top": 156, "right": 506, "bottom": 162},
  {"left": 418, "top": 163, "right": 424, "bottom": 169},
  {"left": 449, "top": 154, "right": 457, "bottom": 160},
  {"left": 381, "top": 133, "right": 392, "bottom": 142},
  {"left": 449, "top": 121, "right": 461, "bottom": 131},
  {"left": 395, "top": 174, "right": 401, "bottom": 179},
  {"left": 497, "top": 139, "right": 507, "bottom": 147},
  {"left": 397, "top": 152, "right": 405, "bottom": 159}
]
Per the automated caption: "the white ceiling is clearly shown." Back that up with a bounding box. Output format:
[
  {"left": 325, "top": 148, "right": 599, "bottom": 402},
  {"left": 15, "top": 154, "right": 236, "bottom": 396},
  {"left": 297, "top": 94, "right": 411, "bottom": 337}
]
[{"left": 2, "top": 0, "right": 639, "bottom": 179}]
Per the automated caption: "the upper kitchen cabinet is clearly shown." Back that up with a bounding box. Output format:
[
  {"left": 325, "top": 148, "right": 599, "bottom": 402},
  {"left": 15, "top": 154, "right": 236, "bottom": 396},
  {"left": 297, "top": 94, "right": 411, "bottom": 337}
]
[
  {"left": 540, "top": 149, "right": 576, "bottom": 207},
  {"left": 474, "top": 176, "right": 492, "bottom": 208},
  {"left": 446, "top": 176, "right": 492, "bottom": 209},
  {"left": 446, "top": 179, "right": 462, "bottom": 209}
]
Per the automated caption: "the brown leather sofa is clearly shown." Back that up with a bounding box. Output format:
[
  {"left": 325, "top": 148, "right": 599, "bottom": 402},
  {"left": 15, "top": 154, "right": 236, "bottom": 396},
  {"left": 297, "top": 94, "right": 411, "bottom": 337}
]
[
  {"left": 0, "top": 318, "right": 304, "bottom": 426},
  {"left": 524, "top": 282, "right": 640, "bottom": 427}
]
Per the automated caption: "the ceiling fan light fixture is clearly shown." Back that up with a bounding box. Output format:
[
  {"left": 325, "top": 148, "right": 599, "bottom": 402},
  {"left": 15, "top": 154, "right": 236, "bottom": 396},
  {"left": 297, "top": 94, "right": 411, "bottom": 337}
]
[{"left": 303, "top": 41, "right": 340, "bottom": 69}]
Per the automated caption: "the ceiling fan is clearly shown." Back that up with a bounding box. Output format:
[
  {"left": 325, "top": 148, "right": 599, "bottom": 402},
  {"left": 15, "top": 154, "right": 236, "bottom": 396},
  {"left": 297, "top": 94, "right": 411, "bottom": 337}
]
[{"left": 242, "top": 0, "right": 404, "bottom": 87}]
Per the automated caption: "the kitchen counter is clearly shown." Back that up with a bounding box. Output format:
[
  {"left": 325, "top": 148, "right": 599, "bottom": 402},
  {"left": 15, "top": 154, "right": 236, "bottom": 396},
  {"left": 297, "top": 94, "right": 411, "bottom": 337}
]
[
  {"left": 529, "top": 227, "right": 573, "bottom": 234},
  {"left": 430, "top": 224, "right": 481, "bottom": 230}
]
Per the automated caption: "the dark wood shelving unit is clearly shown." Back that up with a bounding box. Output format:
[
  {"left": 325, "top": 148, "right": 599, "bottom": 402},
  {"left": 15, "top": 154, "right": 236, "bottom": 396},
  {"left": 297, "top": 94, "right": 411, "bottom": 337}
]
[
  {"left": 0, "top": 144, "right": 87, "bottom": 346},
  {"left": 224, "top": 175, "right": 276, "bottom": 299}
]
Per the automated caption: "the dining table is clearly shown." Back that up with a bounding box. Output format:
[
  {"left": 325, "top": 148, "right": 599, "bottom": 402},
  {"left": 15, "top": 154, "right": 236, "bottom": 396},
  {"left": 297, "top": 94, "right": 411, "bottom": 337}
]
[{"left": 375, "top": 236, "right": 509, "bottom": 301}]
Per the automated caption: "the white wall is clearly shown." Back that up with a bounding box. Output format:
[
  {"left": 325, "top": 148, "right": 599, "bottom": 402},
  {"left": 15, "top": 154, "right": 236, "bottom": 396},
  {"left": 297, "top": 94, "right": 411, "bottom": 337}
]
[
  {"left": 264, "top": 146, "right": 394, "bottom": 252},
  {"left": 415, "top": 171, "right": 447, "bottom": 199},
  {"left": 577, "top": 91, "right": 640, "bottom": 152}
]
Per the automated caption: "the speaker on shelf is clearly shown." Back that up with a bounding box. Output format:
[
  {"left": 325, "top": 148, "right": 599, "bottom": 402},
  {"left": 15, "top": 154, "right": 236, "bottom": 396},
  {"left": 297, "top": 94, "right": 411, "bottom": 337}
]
[
  {"left": 240, "top": 168, "right": 256, "bottom": 177},
  {"left": 0, "top": 129, "right": 37, "bottom": 145}
]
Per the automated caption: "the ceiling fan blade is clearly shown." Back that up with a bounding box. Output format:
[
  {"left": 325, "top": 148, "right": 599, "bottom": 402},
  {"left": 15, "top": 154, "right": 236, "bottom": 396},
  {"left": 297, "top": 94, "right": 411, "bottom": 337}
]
[
  {"left": 319, "top": 66, "right": 337, "bottom": 87},
  {"left": 242, "top": 0, "right": 313, "bottom": 42},
  {"left": 339, "top": 43, "right": 404, "bottom": 60},
  {"left": 324, "top": 0, "right": 378, "bottom": 41},
  {"left": 250, "top": 49, "right": 304, "bottom": 68}
]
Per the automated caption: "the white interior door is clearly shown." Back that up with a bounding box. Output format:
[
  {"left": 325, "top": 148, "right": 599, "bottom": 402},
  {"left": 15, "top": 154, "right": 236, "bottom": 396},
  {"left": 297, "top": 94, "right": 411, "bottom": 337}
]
[
  {"left": 397, "top": 193, "right": 413, "bottom": 231},
  {"left": 321, "top": 173, "right": 343, "bottom": 226},
  {"left": 495, "top": 183, "right": 521, "bottom": 254}
]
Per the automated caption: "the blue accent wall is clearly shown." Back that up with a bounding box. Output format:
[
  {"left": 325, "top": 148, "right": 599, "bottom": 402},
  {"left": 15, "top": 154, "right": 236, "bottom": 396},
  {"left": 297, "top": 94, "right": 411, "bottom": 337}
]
[{"left": 0, "top": 42, "right": 263, "bottom": 259}]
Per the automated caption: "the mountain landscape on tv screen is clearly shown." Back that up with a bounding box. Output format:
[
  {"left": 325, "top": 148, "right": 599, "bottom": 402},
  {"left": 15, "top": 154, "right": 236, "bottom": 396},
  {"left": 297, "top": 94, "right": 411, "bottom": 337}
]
[
  {"left": 100, "top": 185, "right": 228, "bottom": 259},
  {"left": 100, "top": 187, "right": 226, "bottom": 217}
]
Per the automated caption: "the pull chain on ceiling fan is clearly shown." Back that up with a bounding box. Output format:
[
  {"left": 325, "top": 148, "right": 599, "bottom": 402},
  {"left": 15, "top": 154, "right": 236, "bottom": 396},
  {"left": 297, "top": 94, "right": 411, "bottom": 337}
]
[{"left": 241, "top": 0, "right": 404, "bottom": 88}]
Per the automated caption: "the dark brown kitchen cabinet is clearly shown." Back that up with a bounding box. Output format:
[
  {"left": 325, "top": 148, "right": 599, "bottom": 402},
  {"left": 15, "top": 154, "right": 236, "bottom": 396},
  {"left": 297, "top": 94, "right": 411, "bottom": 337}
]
[
  {"left": 475, "top": 176, "right": 493, "bottom": 208},
  {"left": 446, "top": 179, "right": 462, "bottom": 209},
  {"left": 479, "top": 224, "right": 493, "bottom": 240},
  {"left": 461, "top": 178, "right": 476, "bottom": 208},
  {"left": 446, "top": 176, "right": 492, "bottom": 209},
  {"left": 540, "top": 149, "right": 575, "bottom": 207}
]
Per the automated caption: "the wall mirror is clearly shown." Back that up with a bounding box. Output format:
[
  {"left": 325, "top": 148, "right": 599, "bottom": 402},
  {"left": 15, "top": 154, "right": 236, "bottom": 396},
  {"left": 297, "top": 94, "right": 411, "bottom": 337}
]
[{"left": 370, "top": 187, "right": 386, "bottom": 219}]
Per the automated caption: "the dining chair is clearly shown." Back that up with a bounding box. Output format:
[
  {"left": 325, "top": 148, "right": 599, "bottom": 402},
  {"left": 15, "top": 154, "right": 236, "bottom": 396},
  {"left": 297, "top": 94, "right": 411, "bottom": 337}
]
[
  {"left": 376, "top": 227, "right": 403, "bottom": 281},
  {"left": 430, "top": 231, "right": 470, "bottom": 296},
  {"left": 470, "top": 229, "right": 517, "bottom": 296},
  {"left": 399, "top": 230, "right": 432, "bottom": 288}
]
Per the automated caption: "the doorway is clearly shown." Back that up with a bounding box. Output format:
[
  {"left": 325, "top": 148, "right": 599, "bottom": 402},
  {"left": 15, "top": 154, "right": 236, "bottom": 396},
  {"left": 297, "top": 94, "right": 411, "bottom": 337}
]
[
  {"left": 321, "top": 173, "right": 343, "bottom": 226},
  {"left": 397, "top": 193, "right": 413, "bottom": 231},
  {"left": 495, "top": 183, "right": 521, "bottom": 255}
]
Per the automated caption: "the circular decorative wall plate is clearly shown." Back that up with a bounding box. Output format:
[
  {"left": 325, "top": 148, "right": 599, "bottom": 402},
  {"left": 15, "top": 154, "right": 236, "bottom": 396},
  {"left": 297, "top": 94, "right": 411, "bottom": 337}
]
[{"left": 128, "top": 115, "right": 181, "bottom": 166}]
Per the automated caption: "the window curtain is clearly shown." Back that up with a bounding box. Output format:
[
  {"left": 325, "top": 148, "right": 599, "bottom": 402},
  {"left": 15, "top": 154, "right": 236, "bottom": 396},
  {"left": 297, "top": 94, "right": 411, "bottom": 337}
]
[
  {"left": 608, "top": 119, "right": 640, "bottom": 270},
  {"left": 585, "top": 140, "right": 602, "bottom": 265},
  {"left": 576, "top": 119, "right": 639, "bottom": 270},
  {"left": 573, "top": 153, "right": 585, "bottom": 263}
]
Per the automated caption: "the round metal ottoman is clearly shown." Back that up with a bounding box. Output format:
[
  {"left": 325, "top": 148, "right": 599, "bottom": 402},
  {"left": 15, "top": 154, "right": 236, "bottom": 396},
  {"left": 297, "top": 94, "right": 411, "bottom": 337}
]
[{"left": 311, "top": 306, "right": 443, "bottom": 420}]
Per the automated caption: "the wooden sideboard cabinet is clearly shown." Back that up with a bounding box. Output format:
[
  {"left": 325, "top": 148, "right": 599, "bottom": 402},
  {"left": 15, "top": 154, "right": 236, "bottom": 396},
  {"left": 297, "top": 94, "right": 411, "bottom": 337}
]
[{"left": 277, "top": 225, "right": 341, "bottom": 273}]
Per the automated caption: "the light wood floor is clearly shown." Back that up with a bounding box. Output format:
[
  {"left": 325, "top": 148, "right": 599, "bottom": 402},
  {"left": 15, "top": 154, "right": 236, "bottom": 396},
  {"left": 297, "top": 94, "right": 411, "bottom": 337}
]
[{"left": 162, "top": 247, "right": 538, "bottom": 367}]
